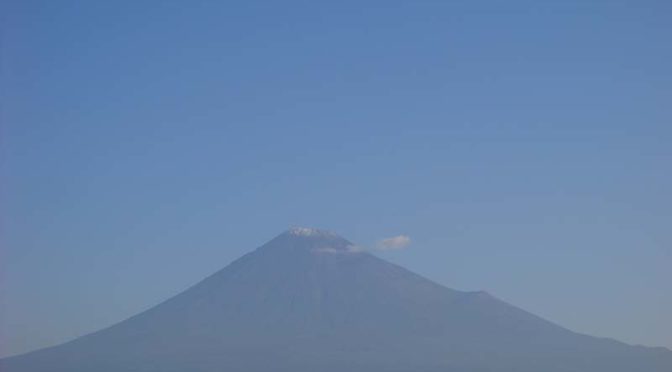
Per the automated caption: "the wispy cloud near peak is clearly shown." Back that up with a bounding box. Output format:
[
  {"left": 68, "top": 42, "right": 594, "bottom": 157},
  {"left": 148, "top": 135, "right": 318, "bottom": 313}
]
[{"left": 376, "top": 235, "right": 411, "bottom": 251}]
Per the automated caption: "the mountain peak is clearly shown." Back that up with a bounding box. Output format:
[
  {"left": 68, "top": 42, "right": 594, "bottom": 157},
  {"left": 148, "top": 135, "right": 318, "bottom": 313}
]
[
  {"left": 286, "top": 226, "right": 337, "bottom": 237},
  {"left": 258, "top": 227, "right": 357, "bottom": 254},
  {"left": 4, "top": 229, "right": 672, "bottom": 372}
]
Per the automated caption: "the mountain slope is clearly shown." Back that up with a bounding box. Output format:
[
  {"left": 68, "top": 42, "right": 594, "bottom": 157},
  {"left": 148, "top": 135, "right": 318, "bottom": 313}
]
[{"left": 2, "top": 228, "right": 671, "bottom": 372}]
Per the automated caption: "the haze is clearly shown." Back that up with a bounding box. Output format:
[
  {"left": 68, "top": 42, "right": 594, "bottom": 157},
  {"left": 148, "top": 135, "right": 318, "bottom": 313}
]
[{"left": 1, "top": 0, "right": 671, "bottom": 360}]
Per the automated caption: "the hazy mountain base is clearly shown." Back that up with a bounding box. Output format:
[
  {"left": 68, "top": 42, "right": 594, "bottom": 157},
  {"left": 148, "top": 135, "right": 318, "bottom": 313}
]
[{"left": 3, "top": 229, "right": 671, "bottom": 371}]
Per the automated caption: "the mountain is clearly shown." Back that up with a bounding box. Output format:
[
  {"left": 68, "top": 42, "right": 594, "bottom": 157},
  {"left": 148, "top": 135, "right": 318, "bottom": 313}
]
[{"left": 2, "top": 227, "right": 671, "bottom": 372}]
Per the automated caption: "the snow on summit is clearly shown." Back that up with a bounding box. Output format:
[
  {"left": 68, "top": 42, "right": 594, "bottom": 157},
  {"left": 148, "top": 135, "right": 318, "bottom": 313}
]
[{"left": 287, "top": 227, "right": 337, "bottom": 237}]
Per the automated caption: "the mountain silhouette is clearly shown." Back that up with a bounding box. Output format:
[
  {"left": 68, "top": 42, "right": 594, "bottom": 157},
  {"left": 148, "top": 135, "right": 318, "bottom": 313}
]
[{"left": 2, "top": 228, "right": 671, "bottom": 371}]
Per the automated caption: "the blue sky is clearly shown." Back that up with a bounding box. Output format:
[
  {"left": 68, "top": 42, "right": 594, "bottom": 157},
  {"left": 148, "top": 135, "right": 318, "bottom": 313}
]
[{"left": 1, "top": 0, "right": 671, "bottom": 357}]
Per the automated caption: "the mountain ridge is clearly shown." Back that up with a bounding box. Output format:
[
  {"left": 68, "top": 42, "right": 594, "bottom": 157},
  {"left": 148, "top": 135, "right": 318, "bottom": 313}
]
[{"left": 2, "top": 228, "right": 671, "bottom": 372}]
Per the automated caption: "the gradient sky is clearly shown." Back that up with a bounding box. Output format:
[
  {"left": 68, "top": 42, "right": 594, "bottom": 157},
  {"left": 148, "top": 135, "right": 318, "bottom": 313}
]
[{"left": 1, "top": 0, "right": 671, "bottom": 358}]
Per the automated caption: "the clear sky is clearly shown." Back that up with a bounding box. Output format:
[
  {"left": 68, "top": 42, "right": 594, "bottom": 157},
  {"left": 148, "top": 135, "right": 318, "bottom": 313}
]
[{"left": 1, "top": 0, "right": 670, "bottom": 358}]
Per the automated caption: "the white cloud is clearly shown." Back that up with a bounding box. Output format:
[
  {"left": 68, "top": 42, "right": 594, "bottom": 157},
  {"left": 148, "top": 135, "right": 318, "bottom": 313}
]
[{"left": 376, "top": 235, "right": 411, "bottom": 251}]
